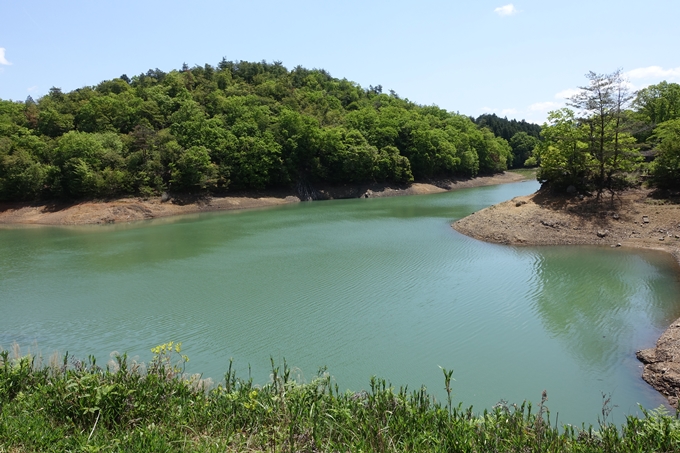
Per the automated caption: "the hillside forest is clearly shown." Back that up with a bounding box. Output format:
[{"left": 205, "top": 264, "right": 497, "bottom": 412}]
[
  {"left": 2, "top": 62, "right": 677, "bottom": 202},
  {"left": 0, "top": 60, "right": 532, "bottom": 202}
]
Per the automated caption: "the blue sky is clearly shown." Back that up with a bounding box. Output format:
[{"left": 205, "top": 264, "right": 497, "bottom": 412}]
[{"left": 1, "top": 0, "right": 678, "bottom": 124}]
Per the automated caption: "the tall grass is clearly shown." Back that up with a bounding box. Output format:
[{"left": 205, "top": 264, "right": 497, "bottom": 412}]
[{"left": 1, "top": 343, "right": 679, "bottom": 452}]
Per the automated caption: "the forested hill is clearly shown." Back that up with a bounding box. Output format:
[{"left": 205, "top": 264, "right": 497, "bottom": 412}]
[
  {"left": 472, "top": 114, "right": 542, "bottom": 169},
  {"left": 473, "top": 114, "right": 541, "bottom": 141},
  {"left": 0, "top": 60, "right": 518, "bottom": 201}
]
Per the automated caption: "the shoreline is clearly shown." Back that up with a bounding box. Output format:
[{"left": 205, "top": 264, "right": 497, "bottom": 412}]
[
  {"left": 452, "top": 188, "right": 680, "bottom": 407},
  {"left": 0, "top": 172, "right": 526, "bottom": 226}
]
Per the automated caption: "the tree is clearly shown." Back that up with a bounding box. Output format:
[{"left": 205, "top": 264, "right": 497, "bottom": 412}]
[
  {"left": 509, "top": 132, "right": 539, "bottom": 168},
  {"left": 54, "top": 131, "right": 127, "bottom": 197},
  {"left": 632, "top": 81, "right": 680, "bottom": 134},
  {"left": 0, "top": 146, "right": 49, "bottom": 201},
  {"left": 472, "top": 128, "right": 512, "bottom": 174},
  {"left": 0, "top": 59, "right": 542, "bottom": 201},
  {"left": 170, "top": 145, "right": 217, "bottom": 191},
  {"left": 567, "top": 70, "right": 639, "bottom": 197},
  {"left": 473, "top": 113, "right": 541, "bottom": 141},
  {"left": 649, "top": 119, "right": 680, "bottom": 190},
  {"left": 536, "top": 108, "right": 590, "bottom": 190}
]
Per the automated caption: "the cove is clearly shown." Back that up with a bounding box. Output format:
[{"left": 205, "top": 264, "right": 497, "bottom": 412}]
[{"left": 1, "top": 179, "right": 679, "bottom": 426}]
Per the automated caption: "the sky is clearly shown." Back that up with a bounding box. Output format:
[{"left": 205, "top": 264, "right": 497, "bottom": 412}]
[{"left": 1, "top": 0, "right": 679, "bottom": 124}]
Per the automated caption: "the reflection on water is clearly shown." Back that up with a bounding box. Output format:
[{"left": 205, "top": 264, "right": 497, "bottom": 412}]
[
  {"left": 530, "top": 247, "right": 680, "bottom": 372},
  {"left": 1, "top": 179, "right": 679, "bottom": 426}
]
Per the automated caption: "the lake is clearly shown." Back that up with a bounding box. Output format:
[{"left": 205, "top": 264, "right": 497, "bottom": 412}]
[{"left": 1, "top": 179, "right": 679, "bottom": 426}]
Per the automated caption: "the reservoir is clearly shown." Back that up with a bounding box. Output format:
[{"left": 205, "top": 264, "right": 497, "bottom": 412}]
[{"left": 1, "top": 179, "right": 679, "bottom": 426}]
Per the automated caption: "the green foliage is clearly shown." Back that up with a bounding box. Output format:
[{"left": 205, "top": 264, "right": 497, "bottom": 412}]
[
  {"left": 54, "top": 131, "right": 128, "bottom": 198},
  {"left": 2, "top": 345, "right": 680, "bottom": 452},
  {"left": 0, "top": 60, "right": 520, "bottom": 202},
  {"left": 170, "top": 146, "right": 217, "bottom": 191},
  {"left": 474, "top": 128, "right": 513, "bottom": 174},
  {"left": 632, "top": 81, "right": 680, "bottom": 140},
  {"left": 318, "top": 128, "right": 377, "bottom": 182},
  {"left": 374, "top": 146, "right": 414, "bottom": 183},
  {"left": 539, "top": 72, "right": 642, "bottom": 194},
  {"left": 536, "top": 108, "right": 592, "bottom": 190},
  {"left": 474, "top": 113, "right": 542, "bottom": 141},
  {"left": 650, "top": 118, "right": 680, "bottom": 190},
  {"left": 0, "top": 149, "right": 49, "bottom": 201},
  {"left": 509, "top": 131, "right": 540, "bottom": 168}
]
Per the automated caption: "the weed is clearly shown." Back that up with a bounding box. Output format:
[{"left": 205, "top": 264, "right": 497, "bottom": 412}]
[{"left": 1, "top": 344, "right": 680, "bottom": 452}]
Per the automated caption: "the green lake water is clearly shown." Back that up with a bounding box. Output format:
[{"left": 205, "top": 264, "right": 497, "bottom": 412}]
[{"left": 2, "top": 179, "right": 680, "bottom": 426}]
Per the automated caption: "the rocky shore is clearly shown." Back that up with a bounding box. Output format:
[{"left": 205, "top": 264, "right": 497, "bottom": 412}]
[
  {"left": 453, "top": 187, "right": 680, "bottom": 407},
  {"left": 0, "top": 172, "right": 526, "bottom": 226}
]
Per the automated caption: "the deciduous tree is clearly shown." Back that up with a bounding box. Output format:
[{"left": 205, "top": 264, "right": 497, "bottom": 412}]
[{"left": 567, "top": 70, "right": 640, "bottom": 196}]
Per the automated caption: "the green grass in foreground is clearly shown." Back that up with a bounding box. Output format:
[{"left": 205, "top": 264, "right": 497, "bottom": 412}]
[{"left": 1, "top": 343, "right": 679, "bottom": 452}]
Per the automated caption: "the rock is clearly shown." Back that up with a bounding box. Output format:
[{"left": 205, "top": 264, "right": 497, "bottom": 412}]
[
  {"left": 597, "top": 230, "right": 608, "bottom": 238},
  {"left": 566, "top": 185, "right": 577, "bottom": 194},
  {"left": 659, "top": 237, "right": 665, "bottom": 241},
  {"left": 541, "top": 220, "right": 559, "bottom": 228},
  {"left": 578, "top": 194, "right": 584, "bottom": 200},
  {"left": 161, "top": 192, "right": 171, "bottom": 203},
  {"left": 640, "top": 321, "right": 680, "bottom": 408},
  {"left": 612, "top": 213, "right": 620, "bottom": 220},
  {"left": 515, "top": 201, "right": 522, "bottom": 207},
  {"left": 643, "top": 216, "right": 650, "bottom": 223},
  {"left": 637, "top": 348, "right": 657, "bottom": 364}
]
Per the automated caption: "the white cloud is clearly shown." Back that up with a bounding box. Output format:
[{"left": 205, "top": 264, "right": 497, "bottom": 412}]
[
  {"left": 27, "top": 86, "right": 38, "bottom": 93},
  {"left": 494, "top": 4, "right": 518, "bottom": 16},
  {"left": 625, "top": 66, "right": 680, "bottom": 80},
  {"left": 529, "top": 101, "right": 559, "bottom": 111},
  {"left": 0, "top": 48, "right": 11, "bottom": 66},
  {"left": 622, "top": 80, "right": 638, "bottom": 92},
  {"left": 554, "top": 88, "right": 580, "bottom": 99},
  {"left": 501, "top": 108, "right": 518, "bottom": 115}
]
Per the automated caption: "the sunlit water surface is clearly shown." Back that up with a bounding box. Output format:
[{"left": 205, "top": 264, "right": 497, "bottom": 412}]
[{"left": 2, "top": 180, "right": 680, "bottom": 425}]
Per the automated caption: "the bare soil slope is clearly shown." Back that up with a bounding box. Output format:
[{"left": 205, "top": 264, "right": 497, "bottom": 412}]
[{"left": 0, "top": 172, "right": 525, "bottom": 226}]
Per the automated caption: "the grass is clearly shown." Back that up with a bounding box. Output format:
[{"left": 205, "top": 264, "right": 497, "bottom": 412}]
[{"left": 2, "top": 343, "right": 680, "bottom": 452}]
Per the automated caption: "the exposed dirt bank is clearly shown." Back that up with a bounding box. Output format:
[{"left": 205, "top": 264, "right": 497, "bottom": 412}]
[
  {"left": 0, "top": 172, "right": 526, "bottom": 226},
  {"left": 453, "top": 188, "right": 680, "bottom": 407}
]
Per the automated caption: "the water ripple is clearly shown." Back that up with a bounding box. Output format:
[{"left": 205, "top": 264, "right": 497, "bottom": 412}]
[{"left": 2, "top": 180, "right": 679, "bottom": 425}]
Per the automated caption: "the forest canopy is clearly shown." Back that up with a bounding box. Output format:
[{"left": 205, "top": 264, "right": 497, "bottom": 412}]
[{"left": 0, "top": 60, "right": 520, "bottom": 201}]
